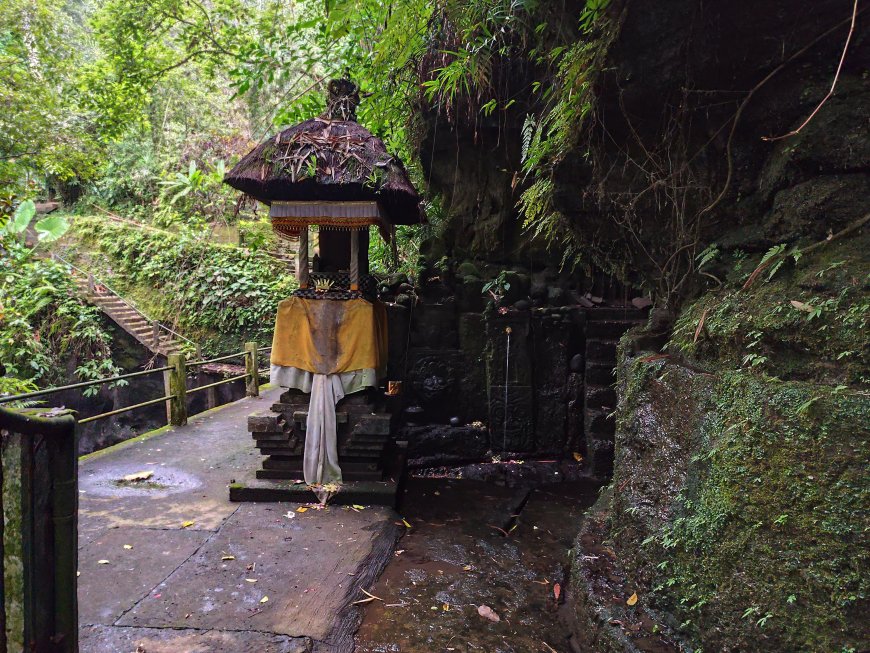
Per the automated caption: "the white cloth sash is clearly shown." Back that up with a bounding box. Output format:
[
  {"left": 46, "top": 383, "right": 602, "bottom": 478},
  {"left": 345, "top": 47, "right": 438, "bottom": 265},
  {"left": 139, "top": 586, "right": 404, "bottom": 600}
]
[{"left": 303, "top": 373, "right": 346, "bottom": 499}]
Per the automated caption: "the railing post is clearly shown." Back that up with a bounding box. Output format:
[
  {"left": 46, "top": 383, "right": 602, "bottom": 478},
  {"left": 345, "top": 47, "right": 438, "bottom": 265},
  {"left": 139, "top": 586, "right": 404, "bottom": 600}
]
[
  {"left": 87, "top": 273, "right": 95, "bottom": 295},
  {"left": 152, "top": 321, "right": 160, "bottom": 347},
  {"left": 245, "top": 342, "right": 259, "bottom": 397},
  {"left": 168, "top": 353, "right": 188, "bottom": 425}
]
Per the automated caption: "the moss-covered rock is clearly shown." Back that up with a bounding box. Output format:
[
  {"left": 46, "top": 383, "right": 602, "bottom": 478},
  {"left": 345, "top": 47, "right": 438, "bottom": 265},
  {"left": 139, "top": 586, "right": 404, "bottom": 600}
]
[
  {"left": 593, "top": 351, "right": 869, "bottom": 652},
  {"left": 670, "top": 237, "right": 869, "bottom": 386}
]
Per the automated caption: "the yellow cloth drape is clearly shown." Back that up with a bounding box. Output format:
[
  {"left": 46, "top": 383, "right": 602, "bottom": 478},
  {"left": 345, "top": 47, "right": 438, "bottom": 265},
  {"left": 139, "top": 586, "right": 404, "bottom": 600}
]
[{"left": 270, "top": 297, "right": 387, "bottom": 376}]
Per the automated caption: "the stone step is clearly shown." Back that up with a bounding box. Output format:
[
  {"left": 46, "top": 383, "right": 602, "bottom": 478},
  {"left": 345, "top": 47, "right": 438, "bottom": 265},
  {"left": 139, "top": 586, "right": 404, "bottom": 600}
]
[
  {"left": 248, "top": 412, "right": 287, "bottom": 433},
  {"left": 585, "top": 320, "right": 642, "bottom": 338},
  {"left": 585, "top": 339, "right": 618, "bottom": 362},
  {"left": 585, "top": 362, "right": 616, "bottom": 386},
  {"left": 346, "top": 433, "right": 393, "bottom": 446},
  {"left": 585, "top": 408, "right": 615, "bottom": 438},
  {"left": 257, "top": 443, "right": 305, "bottom": 456},
  {"left": 261, "top": 458, "right": 382, "bottom": 476},
  {"left": 229, "top": 478, "right": 399, "bottom": 507},
  {"left": 584, "top": 307, "right": 648, "bottom": 321},
  {"left": 256, "top": 468, "right": 384, "bottom": 482},
  {"left": 585, "top": 385, "right": 617, "bottom": 412},
  {"left": 252, "top": 432, "right": 292, "bottom": 442},
  {"left": 293, "top": 410, "right": 349, "bottom": 427},
  {"left": 352, "top": 414, "right": 392, "bottom": 436}
]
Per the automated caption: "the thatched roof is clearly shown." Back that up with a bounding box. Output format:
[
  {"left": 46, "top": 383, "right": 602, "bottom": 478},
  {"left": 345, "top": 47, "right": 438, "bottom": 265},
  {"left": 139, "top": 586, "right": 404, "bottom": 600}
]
[{"left": 224, "top": 81, "right": 425, "bottom": 225}]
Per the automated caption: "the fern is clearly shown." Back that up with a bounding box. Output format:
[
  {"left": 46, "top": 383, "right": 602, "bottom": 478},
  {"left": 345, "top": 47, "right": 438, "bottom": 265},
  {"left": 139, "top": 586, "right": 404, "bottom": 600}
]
[{"left": 521, "top": 113, "right": 536, "bottom": 165}]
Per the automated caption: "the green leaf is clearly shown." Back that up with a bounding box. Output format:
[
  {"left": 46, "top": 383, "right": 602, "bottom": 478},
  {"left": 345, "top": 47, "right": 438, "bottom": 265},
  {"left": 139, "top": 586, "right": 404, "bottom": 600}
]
[
  {"left": 34, "top": 215, "right": 70, "bottom": 242},
  {"left": 7, "top": 200, "right": 36, "bottom": 234}
]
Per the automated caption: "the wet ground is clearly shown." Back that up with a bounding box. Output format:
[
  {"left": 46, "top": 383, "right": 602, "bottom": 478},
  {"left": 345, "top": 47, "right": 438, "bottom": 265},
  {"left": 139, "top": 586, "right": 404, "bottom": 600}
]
[
  {"left": 355, "top": 475, "right": 600, "bottom": 653},
  {"left": 77, "top": 387, "right": 399, "bottom": 653}
]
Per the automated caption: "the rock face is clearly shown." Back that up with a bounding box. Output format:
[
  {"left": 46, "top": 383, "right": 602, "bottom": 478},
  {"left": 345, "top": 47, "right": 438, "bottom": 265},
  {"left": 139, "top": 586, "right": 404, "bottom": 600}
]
[
  {"left": 418, "top": 0, "right": 869, "bottom": 307},
  {"left": 405, "top": 1, "right": 869, "bottom": 650},
  {"left": 567, "top": 348, "right": 870, "bottom": 652}
]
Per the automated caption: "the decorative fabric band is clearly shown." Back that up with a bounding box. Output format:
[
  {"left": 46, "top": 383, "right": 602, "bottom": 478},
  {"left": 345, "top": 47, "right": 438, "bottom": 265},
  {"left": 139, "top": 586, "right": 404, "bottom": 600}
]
[{"left": 273, "top": 215, "right": 378, "bottom": 229}]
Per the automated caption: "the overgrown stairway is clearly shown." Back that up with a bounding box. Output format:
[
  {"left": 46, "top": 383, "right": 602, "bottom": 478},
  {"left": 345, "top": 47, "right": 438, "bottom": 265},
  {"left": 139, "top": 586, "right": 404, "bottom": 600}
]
[{"left": 66, "top": 267, "right": 191, "bottom": 357}]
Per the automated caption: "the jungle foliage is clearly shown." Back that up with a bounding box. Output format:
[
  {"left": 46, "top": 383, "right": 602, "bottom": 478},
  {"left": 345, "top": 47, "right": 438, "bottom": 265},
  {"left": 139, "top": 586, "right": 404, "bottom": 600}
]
[
  {"left": 63, "top": 216, "right": 297, "bottom": 354},
  {"left": 0, "top": 202, "right": 120, "bottom": 395}
]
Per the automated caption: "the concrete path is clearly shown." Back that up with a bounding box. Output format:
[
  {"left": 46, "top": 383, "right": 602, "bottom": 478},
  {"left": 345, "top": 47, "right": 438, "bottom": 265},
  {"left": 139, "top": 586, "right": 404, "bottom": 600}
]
[{"left": 78, "top": 387, "right": 401, "bottom": 653}]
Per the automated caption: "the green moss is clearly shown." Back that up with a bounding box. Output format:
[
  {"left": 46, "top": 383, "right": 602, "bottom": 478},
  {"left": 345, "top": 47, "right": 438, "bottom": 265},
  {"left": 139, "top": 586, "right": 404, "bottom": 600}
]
[
  {"left": 610, "top": 355, "right": 869, "bottom": 652},
  {"left": 59, "top": 216, "right": 297, "bottom": 355},
  {"left": 669, "top": 237, "right": 870, "bottom": 386},
  {"left": 3, "top": 433, "right": 25, "bottom": 649}
]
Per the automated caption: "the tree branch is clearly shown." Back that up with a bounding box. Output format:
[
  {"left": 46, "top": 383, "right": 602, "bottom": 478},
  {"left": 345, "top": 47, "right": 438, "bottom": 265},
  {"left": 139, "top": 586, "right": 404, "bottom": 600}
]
[{"left": 763, "top": 0, "right": 859, "bottom": 142}]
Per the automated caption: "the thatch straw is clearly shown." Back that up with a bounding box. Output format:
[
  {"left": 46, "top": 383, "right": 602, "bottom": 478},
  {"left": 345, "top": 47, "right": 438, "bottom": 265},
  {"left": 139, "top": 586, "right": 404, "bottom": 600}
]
[{"left": 224, "top": 81, "right": 425, "bottom": 225}]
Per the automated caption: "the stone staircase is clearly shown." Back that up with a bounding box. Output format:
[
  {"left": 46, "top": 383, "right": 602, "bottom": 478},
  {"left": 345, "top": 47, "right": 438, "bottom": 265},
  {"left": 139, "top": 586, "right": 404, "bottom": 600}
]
[
  {"left": 73, "top": 277, "right": 186, "bottom": 357},
  {"left": 583, "top": 306, "right": 648, "bottom": 477}
]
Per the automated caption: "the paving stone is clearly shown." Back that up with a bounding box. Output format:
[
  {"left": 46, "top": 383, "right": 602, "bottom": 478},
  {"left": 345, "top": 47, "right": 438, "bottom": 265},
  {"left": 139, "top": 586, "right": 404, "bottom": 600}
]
[
  {"left": 79, "top": 388, "right": 401, "bottom": 653},
  {"left": 116, "top": 504, "right": 398, "bottom": 641},
  {"left": 79, "top": 527, "right": 208, "bottom": 626},
  {"left": 80, "top": 624, "right": 311, "bottom": 653}
]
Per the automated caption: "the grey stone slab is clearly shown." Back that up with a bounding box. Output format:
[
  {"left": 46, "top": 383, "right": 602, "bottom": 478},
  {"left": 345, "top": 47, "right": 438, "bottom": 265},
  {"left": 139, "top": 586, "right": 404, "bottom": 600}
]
[
  {"left": 79, "top": 390, "right": 283, "bottom": 533},
  {"left": 80, "top": 624, "right": 311, "bottom": 653},
  {"left": 78, "top": 387, "right": 401, "bottom": 653},
  {"left": 79, "top": 527, "right": 209, "bottom": 626},
  {"left": 117, "top": 504, "right": 399, "bottom": 641}
]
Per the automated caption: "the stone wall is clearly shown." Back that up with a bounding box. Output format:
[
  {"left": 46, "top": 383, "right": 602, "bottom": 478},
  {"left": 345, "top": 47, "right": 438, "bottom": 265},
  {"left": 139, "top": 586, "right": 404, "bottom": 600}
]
[{"left": 385, "top": 287, "right": 646, "bottom": 472}]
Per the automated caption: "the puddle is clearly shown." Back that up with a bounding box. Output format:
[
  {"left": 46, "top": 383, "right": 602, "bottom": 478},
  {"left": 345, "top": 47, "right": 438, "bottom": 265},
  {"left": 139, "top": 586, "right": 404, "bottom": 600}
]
[
  {"left": 80, "top": 464, "right": 202, "bottom": 498},
  {"left": 355, "top": 476, "right": 599, "bottom": 652}
]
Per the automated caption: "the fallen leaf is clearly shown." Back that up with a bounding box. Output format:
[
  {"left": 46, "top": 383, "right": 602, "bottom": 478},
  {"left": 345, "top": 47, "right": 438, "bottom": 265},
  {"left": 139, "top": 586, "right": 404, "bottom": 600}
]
[
  {"left": 477, "top": 604, "right": 500, "bottom": 622},
  {"left": 790, "top": 300, "right": 814, "bottom": 313},
  {"left": 181, "top": 520, "right": 194, "bottom": 528},
  {"left": 554, "top": 583, "right": 561, "bottom": 601},
  {"left": 443, "top": 603, "right": 450, "bottom": 611},
  {"left": 463, "top": 565, "right": 472, "bottom": 571},
  {"left": 97, "top": 560, "right": 110, "bottom": 565},
  {"left": 122, "top": 470, "right": 154, "bottom": 482},
  {"left": 352, "top": 504, "right": 366, "bottom": 510},
  {"left": 123, "top": 544, "right": 133, "bottom": 550},
  {"left": 245, "top": 578, "right": 257, "bottom": 583},
  {"left": 694, "top": 307, "right": 710, "bottom": 343},
  {"left": 572, "top": 452, "right": 583, "bottom": 462},
  {"left": 260, "top": 596, "right": 269, "bottom": 604},
  {"left": 402, "top": 518, "right": 412, "bottom": 528},
  {"left": 627, "top": 592, "right": 638, "bottom": 606},
  {"left": 222, "top": 555, "right": 235, "bottom": 561},
  {"left": 296, "top": 507, "right": 308, "bottom": 513}
]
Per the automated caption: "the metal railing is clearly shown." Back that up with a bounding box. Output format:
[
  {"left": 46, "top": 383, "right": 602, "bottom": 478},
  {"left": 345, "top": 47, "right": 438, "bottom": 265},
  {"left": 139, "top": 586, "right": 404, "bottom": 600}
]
[
  {"left": 0, "top": 342, "right": 269, "bottom": 427},
  {"left": 51, "top": 252, "right": 198, "bottom": 352}
]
